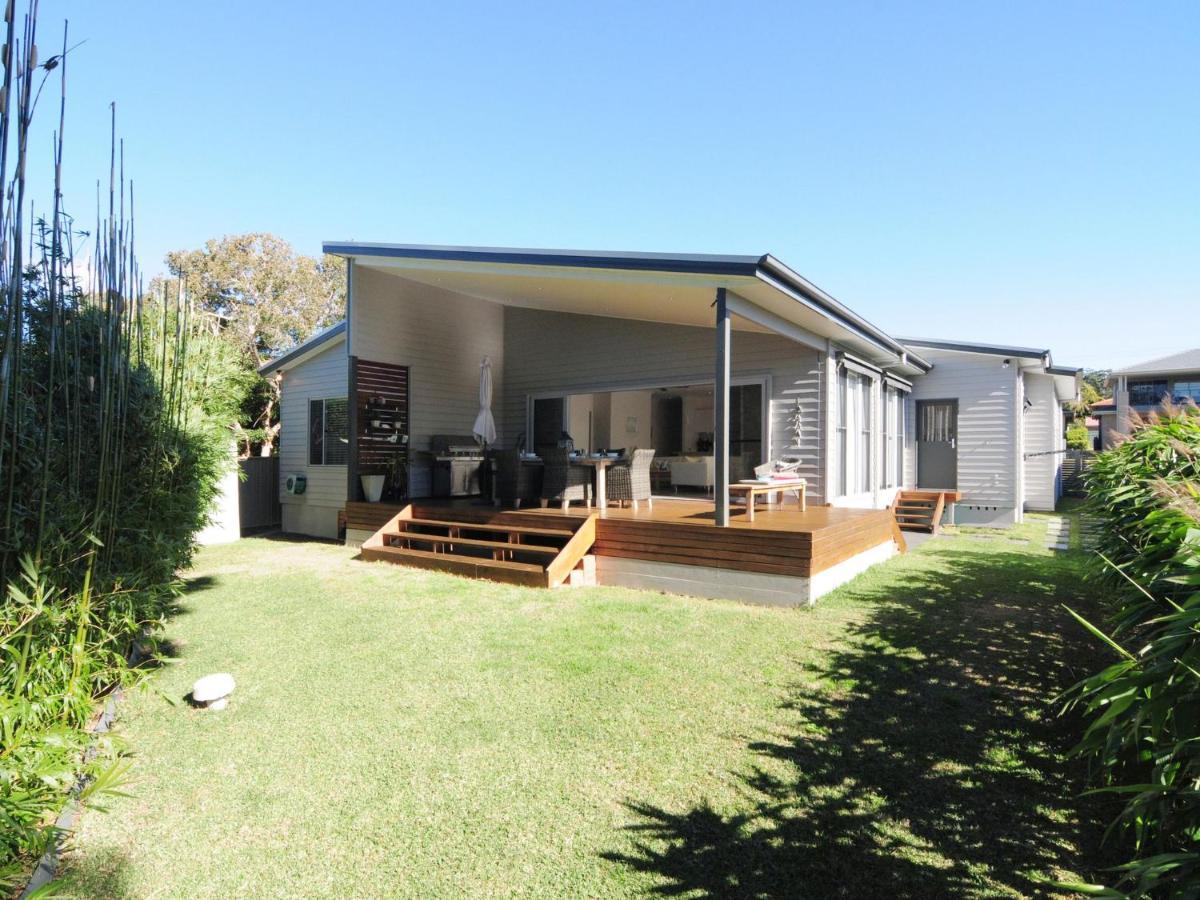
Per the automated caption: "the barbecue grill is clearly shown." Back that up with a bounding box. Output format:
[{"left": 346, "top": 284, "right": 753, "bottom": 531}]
[{"left": 430, "top": 434, "right": 484, "bottom": 497}]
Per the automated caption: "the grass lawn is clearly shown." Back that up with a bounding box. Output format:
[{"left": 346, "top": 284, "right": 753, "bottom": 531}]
[{"left": 57, "top": 512, "right": 1115, "bottom": 898}]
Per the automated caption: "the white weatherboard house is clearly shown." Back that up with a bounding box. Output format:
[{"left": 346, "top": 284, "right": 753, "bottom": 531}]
[{"left": 261, "top": 244, "right": 1079, "bottom": 605}]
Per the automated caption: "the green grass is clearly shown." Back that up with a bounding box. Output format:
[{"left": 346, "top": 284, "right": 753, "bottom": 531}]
[{"left": 56, "top": 514, "right": 1115, "bottom": 898}]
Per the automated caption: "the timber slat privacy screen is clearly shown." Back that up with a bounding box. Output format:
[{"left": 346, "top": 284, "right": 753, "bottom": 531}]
[{"left": 352, "top": 358, "right": 411, "bottom": 500}]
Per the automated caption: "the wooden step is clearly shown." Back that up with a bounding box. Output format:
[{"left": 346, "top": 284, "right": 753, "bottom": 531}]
[
  {"left": 402, "top": 517, "right": 574, "bottom": 538},
  {"left": 384, "top": 532, "right": 560, "bottom": 556},
  {"left": 362, "top": 505, "right": 598, "bottom": 589},
  {"left": 362, "top": 544, "right": 549, "bottom": 586},
  {"left": 894, "top": 490, "right": 946, "bottom": 535}
]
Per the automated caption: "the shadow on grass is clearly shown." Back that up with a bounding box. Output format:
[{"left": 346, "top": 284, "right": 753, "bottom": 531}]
[
  {"left": 257, "top": 531, "right": 344, "bottom": 546},
  {"left": 607, "top": 543, "right": 1117, "bottom": 897},
  {"left": 54, "top": 846, "right": 134, "bottom": 898},
  {"left": 180, "top": 574, "right": 217, "bottom": 595}
]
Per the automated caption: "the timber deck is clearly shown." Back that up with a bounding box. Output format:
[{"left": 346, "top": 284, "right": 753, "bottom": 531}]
[{"left": 349, "top": 497, "right": 898, "bottom": 582}]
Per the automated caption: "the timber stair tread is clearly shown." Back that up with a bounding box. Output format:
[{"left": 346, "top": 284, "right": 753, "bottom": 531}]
[
  {"left": 401, "top": 517, "right": 575, "bottom": 538},
  {"left": 893, "top": 490, "right": 949, "bottom": 534},
  {"left": 369, "top": 544, "right": 547, "bottom": 572},
  {"left": 384, "top": 532, "right": 561, "bottom": 556}
]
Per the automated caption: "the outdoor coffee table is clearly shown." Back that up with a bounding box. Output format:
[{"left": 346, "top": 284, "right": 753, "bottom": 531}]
[{"left": 728, "top": 479, "right": 807, "bottom": 521}]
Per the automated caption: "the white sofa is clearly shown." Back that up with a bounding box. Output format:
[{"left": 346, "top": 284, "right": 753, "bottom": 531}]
[{"left": 665, "top": 455, "right": 715, "bottom": 491}]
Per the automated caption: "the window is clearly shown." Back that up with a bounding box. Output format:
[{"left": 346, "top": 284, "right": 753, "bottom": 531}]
[
  {"left": 857, "top": 376, "right": 871, "bottom": 493},
  {"left": 835, "top": 368, "right": 848, "bottom": 496},
  {"left": 883, "top": 386, "right": 902, "bottom": 489},
  {"left": 1128, "top": 379, "right": 1168, "bottom": 407},
  {"left": 835, "top": 367, "right": 876, "bottom": 497},
  {"left": 1172, "top": 381, "right": 1200, "bottom": 406},
  {"left": 309, "top": 398, "right": 349, "bottom": 465}
]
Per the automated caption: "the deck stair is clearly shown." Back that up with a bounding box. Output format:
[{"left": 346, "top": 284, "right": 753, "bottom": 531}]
[
  {"left": 360, "top": 505, "right": 597, "bottom": 587},
  {"left": 893, "top": 490, "right": 947, "bottom": 534}
]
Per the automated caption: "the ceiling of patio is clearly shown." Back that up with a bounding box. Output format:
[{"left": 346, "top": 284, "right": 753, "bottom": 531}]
[{"left": 351, "top": 254, "right": 916, "bottom": 371}]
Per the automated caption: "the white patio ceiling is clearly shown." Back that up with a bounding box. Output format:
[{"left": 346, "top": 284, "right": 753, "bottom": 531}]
[{"left": 340, "top": 247, "right": 926, "bottom": 376}]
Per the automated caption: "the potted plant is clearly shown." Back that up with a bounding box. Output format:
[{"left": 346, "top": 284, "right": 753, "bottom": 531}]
[
  {"left": 360, "top": 466, "right": 386, "bottom": 503},
  {"left": 383, "top": 451, "right": 408, "bottom": 503}
]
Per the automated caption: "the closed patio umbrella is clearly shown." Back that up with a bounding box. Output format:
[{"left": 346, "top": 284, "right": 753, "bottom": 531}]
[{"left": 472, "top": 356, "right": 497, "bottom": 447}]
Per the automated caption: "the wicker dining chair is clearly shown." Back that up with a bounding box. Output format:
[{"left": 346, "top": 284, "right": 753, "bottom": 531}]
[
  {"left": 540, "top": 448, "right": 592, "bottom": 511},
  {"left": 493, "top": 448, "right": 541, "bottom": 509},
  {"left": 606, "top": 448, "right": 655, "bottom": 511}
]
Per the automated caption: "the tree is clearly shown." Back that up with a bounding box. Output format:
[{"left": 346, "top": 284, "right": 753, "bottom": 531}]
[
  {"left": 1066, "top": 369, "right": 1111, "bottom": 419},
  {"left": 161, "top": 234, "right": 346, "bottom": 455},
  {"left": 1082, "top": 369, "right": 1111, "bottom": 401}
]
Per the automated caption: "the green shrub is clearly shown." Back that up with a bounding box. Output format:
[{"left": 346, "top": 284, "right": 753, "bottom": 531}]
[
  {"left": 1062, "top": 407, "right": 1200, "bottom": 897},
  {"left": 0, "top": 8, "right": 250, "bottom": 884},
  {"left": 1066, "top": 421, "right": 1091, "bottom": 450},
  {"left": 0, "top": 291, "right": 241, "bottom": 886}
]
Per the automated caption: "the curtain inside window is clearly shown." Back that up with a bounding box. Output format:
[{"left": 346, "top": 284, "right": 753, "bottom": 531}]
[
  {"left": 310, "top": 398, "right": 349, "bottom": 466},
  {"left": 920, "top": 403, "right": 955, "bottom": 443}
]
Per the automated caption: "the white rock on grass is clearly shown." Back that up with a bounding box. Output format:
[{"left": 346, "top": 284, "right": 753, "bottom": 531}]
[{"left": 192, "top": 673, "right": 235, "bottom": 710}]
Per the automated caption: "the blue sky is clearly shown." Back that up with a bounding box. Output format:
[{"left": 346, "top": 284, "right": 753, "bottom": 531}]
[{"left": 42, "top": 1, "right": 1199, "bottom": 369}]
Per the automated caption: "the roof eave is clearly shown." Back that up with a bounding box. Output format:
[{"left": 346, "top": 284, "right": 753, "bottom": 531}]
[
  {"left": 757, "top": 255, "right": 931, "bottom": 370},
  {"left": 898, "top": 336, "right": 1051, "bottom": 361},
  {"left": 323, "top": 241, "right": 930, "bottom": 373},
  {"left": 321, "top": 241, "right": 764, "bottom": 277},
  {"left": 259, "top": 321, "right": 347, "bottom": 375}
]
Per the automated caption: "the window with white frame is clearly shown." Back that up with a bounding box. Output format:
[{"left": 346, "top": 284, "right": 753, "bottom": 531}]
[
  {"left": 835, "top": 368, "right": 848, "bottom": 496},
  {"left": 884, "top": 386, "right": 898, "bottom": 489},
  {"left": 856, "top": 375, "right": 871, "bottom": 493},
  {"left": 309, "top": 398, "right": 349, "bottom": 465},
  {"left": 835, "top": 366, "right": 875, "bottom": 497},
  {"left": 882, "top": 385, "right": 908, "bottom": 489}
]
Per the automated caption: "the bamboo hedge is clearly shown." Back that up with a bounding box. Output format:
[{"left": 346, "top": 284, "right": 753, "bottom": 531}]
[
  {"left": 0, "top": 3, "right": 245, "bottom": 888},
  {"left": 1063, "top": 406, "right": 1200, "bottom": 897}
]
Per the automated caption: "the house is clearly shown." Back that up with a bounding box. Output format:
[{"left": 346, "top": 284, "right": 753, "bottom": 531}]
[
  {"left": 261, "top": 243, "right": 1079, "bottom": 605},
  {"left": 1108, "top": 348, "right": 1200, "bottom": 448},
  {"left": 1091, "top": 397, "right": 1117, "bottom": 449}
]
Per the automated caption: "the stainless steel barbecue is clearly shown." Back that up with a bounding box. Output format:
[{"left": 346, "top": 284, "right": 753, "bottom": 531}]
[{"left": 430, "top": 434, "right": 484, "bottom": 497}]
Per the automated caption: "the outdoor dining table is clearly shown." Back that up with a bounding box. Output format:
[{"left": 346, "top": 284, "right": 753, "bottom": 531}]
[
  {"left": 571, "top": 455, "right": 621, "bottom": 512},
  {"left": 513, "top": 454, "right": 624, "bottom": 511}
]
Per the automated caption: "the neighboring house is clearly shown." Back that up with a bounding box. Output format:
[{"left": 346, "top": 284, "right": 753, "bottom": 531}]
[
  {"left": 1091, "top": 397, "right": 1117, "bottom": 449},
  {"left": 262, "top": 243, "right": 1079, "bottom": 539},
  {"left": 1109, "top": 348, "right": 1200, "bottom": 448},
  {"left": 1084, "top": 416, "right": 1100, "bottom": 450}
]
